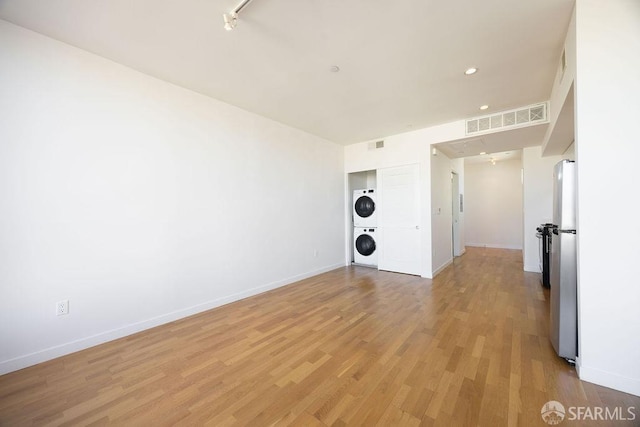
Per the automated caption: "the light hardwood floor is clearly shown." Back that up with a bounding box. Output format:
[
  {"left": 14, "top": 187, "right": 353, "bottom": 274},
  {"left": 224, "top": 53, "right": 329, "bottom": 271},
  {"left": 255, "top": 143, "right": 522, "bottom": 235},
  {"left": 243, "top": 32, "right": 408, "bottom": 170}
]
[{"left": 1, "top": 247, "right": 638, "bottom": 426}]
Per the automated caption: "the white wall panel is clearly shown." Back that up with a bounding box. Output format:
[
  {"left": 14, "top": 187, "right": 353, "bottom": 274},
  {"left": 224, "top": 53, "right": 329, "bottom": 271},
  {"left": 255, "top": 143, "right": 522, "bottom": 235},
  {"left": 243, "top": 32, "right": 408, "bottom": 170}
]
[
  {"left": 464, "top": 158, "right": 523, "bottom": 250},
  {"left": 0, "top": 21, "right": 345, "bottom": 373},
  {"left": 573, "top": 0, "right": 640, "bottom": 396}
]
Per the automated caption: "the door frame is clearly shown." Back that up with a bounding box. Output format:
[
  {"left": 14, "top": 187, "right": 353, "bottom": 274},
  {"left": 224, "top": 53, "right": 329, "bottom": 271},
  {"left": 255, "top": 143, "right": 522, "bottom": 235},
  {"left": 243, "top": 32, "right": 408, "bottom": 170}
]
[{"left": 451, "top": 171, "right": 461, "bottom": 257}]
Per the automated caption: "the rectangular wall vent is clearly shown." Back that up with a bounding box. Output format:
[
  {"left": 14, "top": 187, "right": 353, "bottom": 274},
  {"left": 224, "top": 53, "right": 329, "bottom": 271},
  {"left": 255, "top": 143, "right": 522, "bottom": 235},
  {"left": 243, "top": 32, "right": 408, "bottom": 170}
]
[
  {"left": 465, "top": 102, "right": 548, "bottom": 136},
  {"left": 368, "top": 140, "right": 385, "bottom": 150}
]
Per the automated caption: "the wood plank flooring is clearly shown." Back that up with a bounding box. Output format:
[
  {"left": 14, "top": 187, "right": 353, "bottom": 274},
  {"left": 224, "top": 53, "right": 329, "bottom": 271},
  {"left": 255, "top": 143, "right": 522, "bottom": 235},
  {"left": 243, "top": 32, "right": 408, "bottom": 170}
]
[{"left": 1, "top": 247, "right": 638, "bottom": 426}]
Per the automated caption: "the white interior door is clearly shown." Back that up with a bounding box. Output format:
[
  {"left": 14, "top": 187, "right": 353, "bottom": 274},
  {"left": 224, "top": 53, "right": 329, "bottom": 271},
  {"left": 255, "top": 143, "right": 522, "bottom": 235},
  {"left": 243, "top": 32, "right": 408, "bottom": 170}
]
[{"left": 378, "top": 164, "right": 420, "bottom": 275}]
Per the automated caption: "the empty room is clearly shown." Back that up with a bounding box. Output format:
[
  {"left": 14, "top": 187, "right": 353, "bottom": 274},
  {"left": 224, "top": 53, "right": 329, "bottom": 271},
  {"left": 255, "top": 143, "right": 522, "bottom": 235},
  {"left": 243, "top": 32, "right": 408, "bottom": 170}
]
[{"left": 1, "top": 0, "right": 639, "bottom": 425}]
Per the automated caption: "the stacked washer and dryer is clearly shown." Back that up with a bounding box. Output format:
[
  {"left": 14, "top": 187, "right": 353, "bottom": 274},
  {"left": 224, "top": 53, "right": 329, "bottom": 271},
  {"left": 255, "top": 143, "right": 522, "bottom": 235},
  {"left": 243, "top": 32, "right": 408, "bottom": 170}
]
[{"left": 353, "top": 189, "right": 378, "bottom": 267}]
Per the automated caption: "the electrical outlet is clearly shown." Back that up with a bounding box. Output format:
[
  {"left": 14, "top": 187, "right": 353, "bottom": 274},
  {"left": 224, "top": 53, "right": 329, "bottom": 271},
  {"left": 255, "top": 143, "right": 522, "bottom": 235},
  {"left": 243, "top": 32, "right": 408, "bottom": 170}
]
[{"left": 56, "top": 300, "right": 69, "bottom": 316}]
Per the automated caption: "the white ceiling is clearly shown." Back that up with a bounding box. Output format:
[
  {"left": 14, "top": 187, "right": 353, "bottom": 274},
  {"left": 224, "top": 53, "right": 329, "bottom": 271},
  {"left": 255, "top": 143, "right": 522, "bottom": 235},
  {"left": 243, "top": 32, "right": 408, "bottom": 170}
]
[
  {"left": 0, "top": 0, "right": 574, "bottom": 148},
  {"left": 464, "top": 150, "right": 522, "bottom": 166},
  {"left": 436, "top": 123, "right": 548, "bottom": 159}
]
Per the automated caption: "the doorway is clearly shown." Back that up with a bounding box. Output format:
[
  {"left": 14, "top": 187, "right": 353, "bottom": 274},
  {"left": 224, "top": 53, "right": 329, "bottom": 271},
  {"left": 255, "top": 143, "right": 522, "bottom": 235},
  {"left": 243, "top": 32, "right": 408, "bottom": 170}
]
[{"left": 451, "top": 172, "right": 462, "bottom": 257}]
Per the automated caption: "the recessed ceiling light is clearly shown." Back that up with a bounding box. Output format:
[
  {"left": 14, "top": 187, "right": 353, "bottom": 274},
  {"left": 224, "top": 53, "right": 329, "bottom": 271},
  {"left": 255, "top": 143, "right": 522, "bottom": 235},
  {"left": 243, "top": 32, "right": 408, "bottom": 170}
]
[
  {"left": 479, "top": 151, "right": 487, "bottom": 155},
  {"left": 479, "top": 105, "right": 489, "bottom": 110},
  {"left": 329, "top": 65, "right": 340, "bottom": 73},
  {"left": 464, "top": 67, "right": 478, "bottom": 75}
]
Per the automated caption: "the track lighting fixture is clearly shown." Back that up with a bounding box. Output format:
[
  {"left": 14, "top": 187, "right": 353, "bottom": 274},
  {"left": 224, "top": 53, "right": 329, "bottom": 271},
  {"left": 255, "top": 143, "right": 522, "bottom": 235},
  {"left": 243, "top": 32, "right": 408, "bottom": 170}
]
[
  {"left": 222, "top": 0, "right": 255, "bottom": 31},
  {"left": 223, "top": 13, "right": 237, "bottom": 31}
]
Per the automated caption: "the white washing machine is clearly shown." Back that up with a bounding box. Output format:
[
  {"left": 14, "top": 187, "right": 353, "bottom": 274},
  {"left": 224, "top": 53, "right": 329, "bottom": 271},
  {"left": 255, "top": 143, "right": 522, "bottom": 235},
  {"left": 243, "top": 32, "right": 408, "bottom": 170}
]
[
  {"left": 353, "top": 188, "right": 377, "bottom": 227},
  {"left": 354, "top": 227, "right": 378, "bottom": 267}
]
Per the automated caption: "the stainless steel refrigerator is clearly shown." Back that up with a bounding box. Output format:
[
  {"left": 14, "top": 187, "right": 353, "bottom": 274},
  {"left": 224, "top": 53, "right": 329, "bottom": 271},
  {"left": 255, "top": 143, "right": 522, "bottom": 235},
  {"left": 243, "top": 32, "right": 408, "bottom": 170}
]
[{"left": 549, "top": 159, "right": 577, "bottom": 361}]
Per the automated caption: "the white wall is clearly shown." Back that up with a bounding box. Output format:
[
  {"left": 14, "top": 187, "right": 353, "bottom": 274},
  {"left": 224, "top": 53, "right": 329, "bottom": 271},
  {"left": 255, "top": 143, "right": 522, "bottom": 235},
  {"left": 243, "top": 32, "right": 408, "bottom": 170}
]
[
  {"left": 0, "top": 21, "right": 345, "bottom": 374},
  {"left": 430, "top": 149, "right": 453, "bottom": 275},
  {"left": 522, "top": 147, "right": 571, "bottom": 272},
  {"left": 464, "top": 158, "right": 523, "bottom": 249},
  {"left": 573, "top": 0, "right": 640, "bottom": 396},
  {"left": 344, "top": 121, "right": 466, "bottom": 278},
  {"left": 542, "top": 4, "right": 576, "bottom": 155}
]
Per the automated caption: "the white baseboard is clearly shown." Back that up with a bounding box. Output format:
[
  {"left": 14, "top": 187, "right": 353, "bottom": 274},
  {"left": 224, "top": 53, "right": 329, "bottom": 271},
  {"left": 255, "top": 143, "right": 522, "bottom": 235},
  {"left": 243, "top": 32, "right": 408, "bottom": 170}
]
[
  {"left": 466, "top": 243, "right": 523, "bottom": 250},
  {"left": 577, "top": 363, "right": 640, "bottom": 397},
  {"left": 524, "top": 263, "right": 542, "bottom": 273},
  {"left": 0, "top": 262, "right": 344, "bottom": 375},
  {"left": 432, "top": 259, "right": 453, "bottom": 277}
]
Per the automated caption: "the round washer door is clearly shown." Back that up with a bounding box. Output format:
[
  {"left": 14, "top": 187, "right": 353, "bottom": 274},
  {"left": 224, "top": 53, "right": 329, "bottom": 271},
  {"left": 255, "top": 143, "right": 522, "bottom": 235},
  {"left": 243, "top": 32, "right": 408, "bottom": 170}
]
[
  {"left": 355, "top": 233, "right": 376, "bottom": 256},
  {"left": 354, "top": 196, "right": 375, "bottom": 218}
]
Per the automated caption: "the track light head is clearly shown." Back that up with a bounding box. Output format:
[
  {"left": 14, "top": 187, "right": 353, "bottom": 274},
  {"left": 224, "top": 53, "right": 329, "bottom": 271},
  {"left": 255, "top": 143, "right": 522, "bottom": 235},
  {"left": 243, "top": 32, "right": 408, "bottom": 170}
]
[{"left": 223, "top": 13, "right": 237, "bottom": 31}]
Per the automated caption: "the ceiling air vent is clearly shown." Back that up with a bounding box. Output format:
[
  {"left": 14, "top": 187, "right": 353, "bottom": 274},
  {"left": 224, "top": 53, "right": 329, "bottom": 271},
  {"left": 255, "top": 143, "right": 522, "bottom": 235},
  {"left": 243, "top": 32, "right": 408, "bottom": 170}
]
[
  {"left": 465, "top": 102, "right": 548, "bottom": 136},
  {"left": 367, "top": 140, "right": 385, "bottom": 150}
]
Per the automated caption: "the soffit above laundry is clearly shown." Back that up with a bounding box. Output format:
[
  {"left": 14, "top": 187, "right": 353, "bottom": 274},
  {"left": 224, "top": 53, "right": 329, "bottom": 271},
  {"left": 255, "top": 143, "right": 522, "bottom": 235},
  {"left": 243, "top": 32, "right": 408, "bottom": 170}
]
[{"left": 0, "top": 0, "right": 574, "bottom": 146}]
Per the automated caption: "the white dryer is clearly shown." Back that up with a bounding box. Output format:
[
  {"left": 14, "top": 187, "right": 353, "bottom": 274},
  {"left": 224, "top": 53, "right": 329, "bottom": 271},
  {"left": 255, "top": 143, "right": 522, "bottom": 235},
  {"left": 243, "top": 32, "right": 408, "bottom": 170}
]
[
  {"left": 354, "top": 227, "right": 378, "bottom": 267},
  {"left": 353, "top": 188, "right": 377, "bottom": 227}
]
